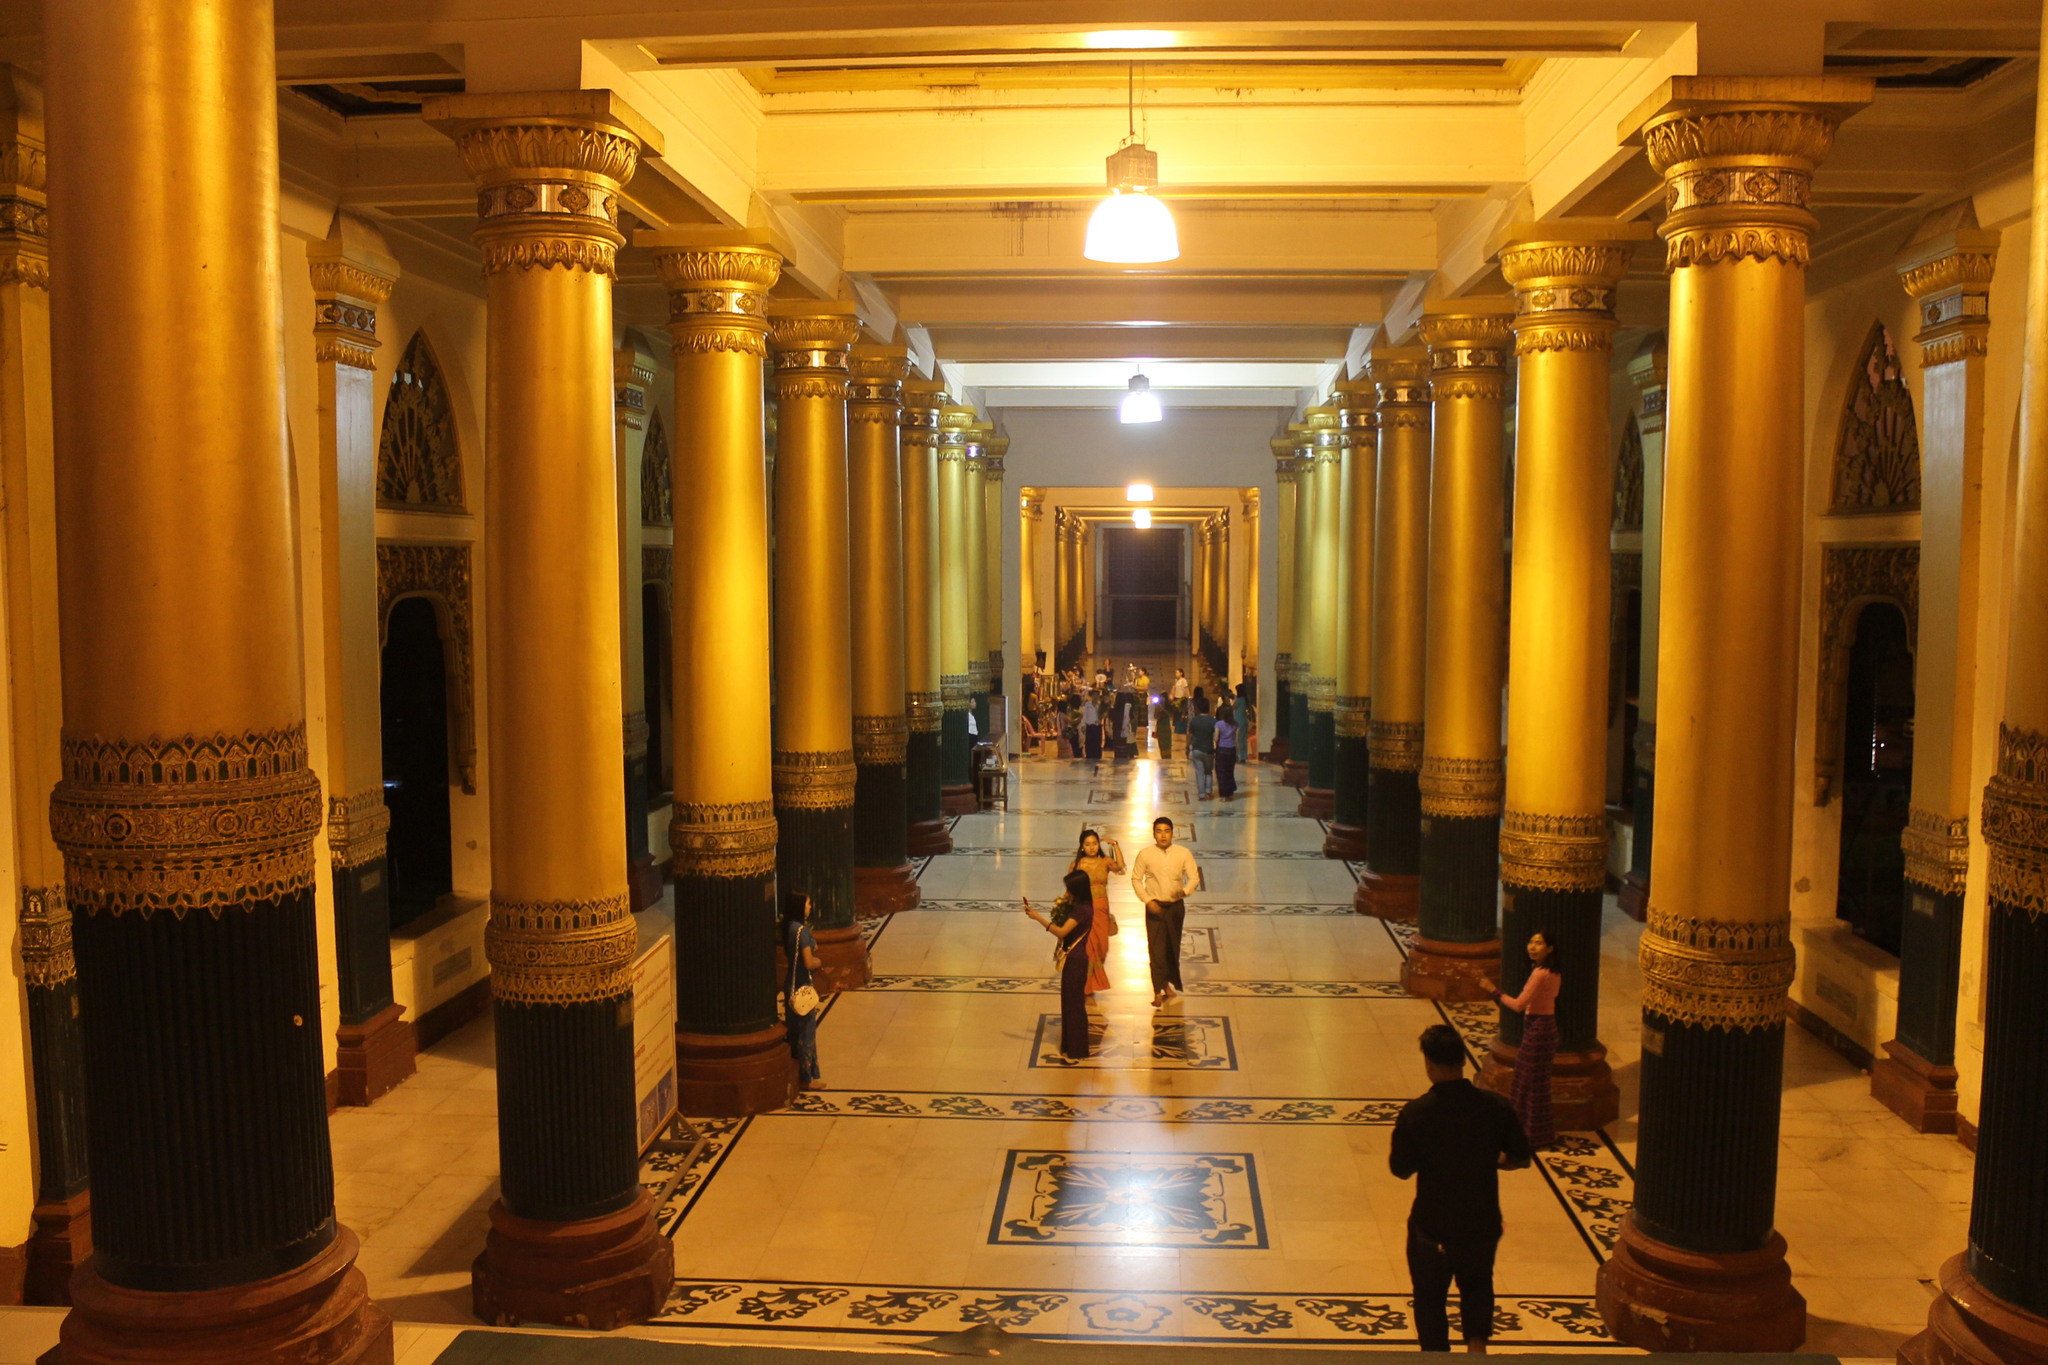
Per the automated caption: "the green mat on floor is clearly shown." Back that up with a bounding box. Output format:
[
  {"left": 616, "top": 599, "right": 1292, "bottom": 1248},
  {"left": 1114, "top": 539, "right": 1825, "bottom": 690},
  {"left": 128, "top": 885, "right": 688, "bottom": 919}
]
[{"left": 432, "top": 1327, "right": 1841, "bottom": 1364}]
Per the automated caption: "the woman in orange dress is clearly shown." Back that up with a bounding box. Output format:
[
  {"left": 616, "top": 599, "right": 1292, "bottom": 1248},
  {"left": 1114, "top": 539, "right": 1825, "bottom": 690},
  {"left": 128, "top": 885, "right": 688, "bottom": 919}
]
[{"left": 1066, "top": 828, "right": 1124, "bottom": 999}]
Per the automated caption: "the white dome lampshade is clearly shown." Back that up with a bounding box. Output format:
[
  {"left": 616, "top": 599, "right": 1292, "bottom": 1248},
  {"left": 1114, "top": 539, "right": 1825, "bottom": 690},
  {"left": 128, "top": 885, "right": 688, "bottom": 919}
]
[
  {"left": 1084, "top": 141, "right": 1180, "bottom": 265},
  {"left": 1120, "top": 373, "right": 1163, "bottom": 425},
  {"left": 1131, "top": 508, "right": 1154, "bottom": 529}
]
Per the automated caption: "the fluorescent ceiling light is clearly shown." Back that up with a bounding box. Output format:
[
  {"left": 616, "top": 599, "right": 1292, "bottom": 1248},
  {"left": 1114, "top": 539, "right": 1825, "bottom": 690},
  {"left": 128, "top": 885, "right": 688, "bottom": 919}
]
[
  {"left": 1119, "top": 374, "right": 1163, "bottom": 425},
  {"left": 1126, "top": 484, "right": 1154, "bottom": 502},
  {"left": 1131, "top": 508, "right": 1154, "bottom": 529}
]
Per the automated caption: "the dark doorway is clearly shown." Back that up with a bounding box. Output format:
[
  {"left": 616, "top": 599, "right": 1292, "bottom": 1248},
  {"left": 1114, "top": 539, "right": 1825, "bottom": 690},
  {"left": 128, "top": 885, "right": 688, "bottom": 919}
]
[
  {"left": 643, "top": 582, "right": 672, "bottom": 804},
  {"left": 1099, "top": 525, "right": 1186, "bottom": 643},
  {"left": 1607, "top": 582, "right": 1642, "bottom": 810},
  {"left": 381, "top": 595, "right": 454, "bottom": 929},
  {"left": 1836, "top": 601, "right": 1914, "bottom": 955}
]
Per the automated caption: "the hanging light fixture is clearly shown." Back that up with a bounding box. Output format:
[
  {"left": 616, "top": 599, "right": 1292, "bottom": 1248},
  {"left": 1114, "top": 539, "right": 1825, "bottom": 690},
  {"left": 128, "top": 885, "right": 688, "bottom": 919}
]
[
  {"left": 1119, "top": 372, "right": 1162, "bottom": 425},
  {"left": 1084, "top": 66, "right": 1180, "bottom": 264},
  {"left": 1131, "top": 508, "right": 1153, "bottom": 529}
]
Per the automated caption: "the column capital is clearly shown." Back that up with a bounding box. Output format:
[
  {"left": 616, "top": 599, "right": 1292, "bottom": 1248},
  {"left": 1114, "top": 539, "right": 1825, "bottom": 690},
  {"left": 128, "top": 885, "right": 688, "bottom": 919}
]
[
  {"left": 1302, "top": 407, "right": 1344, "bottom": 466},
  {"left": 1492, "top": 221, "right": 1651, "bottom": 354},
  {"left": 639, "top": 228, "right": 782, "bottom": 357},
  {"left": 901, "top": 378, "right": 946, "bottom": 438},
  {"left": 983, "top": 434, "right": 1008, "bottom": 477},
  {"left": 1897, "top": 216, "right": 2000, "bottom": 368},
  {"left": 308, "top": 213, "right": 398, "bottom": 371},
  {"left": 1622, "top": 75, "right": 1872, "bottom": 270},
  {"left": 425, "top": 90, "right": 656, "bottom": 279},
  {"left": 1334, "top": 377, "right": 1378, "bottom": 437},
  {"left": 1628, "top": 332, "right": 1669, "bottom": 431},
  {"left": 1419, "top": 298, "right": 1515, "bottom": 399},
  {"left": 766, "top": 298, "right": 858, "bottom": 398},
  {"left": 936, "top": 404, "right": 977, "bottom": 463},
  {"left": 1273, "top": 439, "right": 1301, "bottom": 480},
  {"left": 0, "top": 69, "right": 45, "bottom": 291},
  {"left": 614, "top": 344, "right": 654, "bottom": 425},
  {"left": 1021, "top": 488, "right": 1046, "bottom": 520},
  {"left": 850, "top": 341, "right": 909, "bottom": 416},
  {"left": 1366, "top": 347, "right": 1431, "bottom": 426}
]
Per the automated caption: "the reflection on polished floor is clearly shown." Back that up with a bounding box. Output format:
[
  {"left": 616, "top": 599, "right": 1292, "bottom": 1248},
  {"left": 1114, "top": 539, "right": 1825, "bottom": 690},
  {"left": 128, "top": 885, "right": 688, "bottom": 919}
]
[{"left": 308, "top": 754, "right": 1972, "bottom": 1358}]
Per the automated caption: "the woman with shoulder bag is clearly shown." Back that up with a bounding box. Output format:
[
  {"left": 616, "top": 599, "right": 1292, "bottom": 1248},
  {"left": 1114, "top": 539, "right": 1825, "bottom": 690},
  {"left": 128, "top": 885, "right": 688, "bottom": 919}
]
[
  {"left": 782, "top": 890, "right": 825, "bottom": 1089},
  {"left": 1024, "top": 867, "right": 1097, "bottom": 1059}
]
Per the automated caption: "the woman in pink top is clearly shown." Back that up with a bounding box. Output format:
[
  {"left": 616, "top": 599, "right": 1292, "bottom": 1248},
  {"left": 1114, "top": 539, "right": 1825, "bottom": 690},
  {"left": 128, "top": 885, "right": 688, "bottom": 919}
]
[{"left": 1488, "top": 933, "right": 1561, "bottom": 1147}]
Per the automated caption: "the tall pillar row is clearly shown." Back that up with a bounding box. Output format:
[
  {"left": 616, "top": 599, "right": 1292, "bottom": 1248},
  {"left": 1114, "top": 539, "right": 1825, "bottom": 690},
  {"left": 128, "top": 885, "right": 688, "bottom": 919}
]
[
  {"left": 1324, "top": 381, "right": 1376, "bottom": 861},
  {"left": 1357, "top": 351, "right": 1430, "bottom": 919},
  {"left": 901, "top": 379, "right": 953, "bottom": 854},
  {"left": 1297, "top": 410, "right": 1341, "bottom": 818},
  {"left": 964, "top": 421, "right": 993, "bottom": 745},
  {"left": 849, "top": 343, "right": 922, "bottom": 914},
  {"left": 937, "top": 405, "right": 980, "bottom": 813},
  {"left": 1404, "top": 301, "right": 1515, "bottom": 999},
  {"left": 41, "top": 0, "right": 391, "bottom": 1356},
  {"left": 1267, "top": 440, "right": 1299, "bottom": 764},
  {"left": 642, "top": 229, "right": 798, "bottom": 1117},
  {"left": 983, "top": 435, "right": 1007, "bottom": 729},
  {"left": 1282, "top": 423, "right": 1314, "bottom": 788},
  {"left": 1903, "top": 26, "right": 2048, "bottom": 1359},
  {"left": 1874, "top": 223, "right": 2000, "bottom": 1133},
  {"left": 1479, "top": 224, "right": 1642, "bottom": 1131},
  {"left": 1598, "top": 75, "right": 1872, "bottom": 1351},
  {"left": 1019, "top": 490, "right": 1044, "bottom": 680},
  {"left": 427, "top": 90, "right": 673, "bottom": 1328}
]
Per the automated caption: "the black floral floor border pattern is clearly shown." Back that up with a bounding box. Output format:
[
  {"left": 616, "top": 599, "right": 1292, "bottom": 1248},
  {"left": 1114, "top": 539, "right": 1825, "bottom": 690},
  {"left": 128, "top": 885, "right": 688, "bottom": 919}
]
[
  {"left": 1029, "top": 1012, "right": 1239, "bottom": 1070},
  {"left": 780, "top": 1088, "right": 1409, "bottom": 1125},
  {"left": 648, "top": 1277, "right": 1620, "bottom": 1346},
  {"left": 914, "top": 898, "right": 1355, "bottom": 915},
  {"left": 946, "top": 846, "right": 1327, "bottom": 860},
  {"left": 861, "top": 973, "right": 1405, "bottom": 998}
]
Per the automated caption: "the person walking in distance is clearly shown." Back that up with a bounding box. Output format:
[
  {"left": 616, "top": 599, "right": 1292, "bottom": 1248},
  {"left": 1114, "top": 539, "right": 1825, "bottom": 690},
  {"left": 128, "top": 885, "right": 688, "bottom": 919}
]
[
  {"left": 1130, "top": 817, "right": 1200, "bottom": 1008},
  {"left": 1391, "top": 1024, "right": 1533, "bottom": 1354},
  {"left": 1187, "top": 696, "right": 1217, "bottom": 800},
  {"left": 1213, "top": 702, "right": 1241, "bottom": 800}
]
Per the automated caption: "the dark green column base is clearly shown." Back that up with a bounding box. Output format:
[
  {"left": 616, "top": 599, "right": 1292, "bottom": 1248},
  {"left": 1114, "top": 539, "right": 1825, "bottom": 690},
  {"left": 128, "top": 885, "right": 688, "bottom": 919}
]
[
  {"left": 495, "top": 993, "right": 641, "bottom": 1223},
  {"left": 1326, "top": 733, "right": 1370, "bottom": 858},
  {"left": 1966, "top": 896, "right": 2048, "bottom": 1316},
  {"left": 1365, "top": 767, "right": 1421, "bottom": 878},
  {"left": 672, "top": 869, "right": 779, "bottom": 1038},
  {"left": 776, "top": 800, "right": 856, "bottom": 935},
  {"left": 1632, "top": 1011, "right": 1786, "bottom": 1256},
  {"left": 1420, "top": 811, "right": 1500, "bottom": 945}
]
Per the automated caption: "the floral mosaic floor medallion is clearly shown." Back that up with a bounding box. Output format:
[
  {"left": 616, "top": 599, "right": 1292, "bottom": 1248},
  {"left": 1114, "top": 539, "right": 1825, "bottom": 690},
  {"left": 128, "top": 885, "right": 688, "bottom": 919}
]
[
  {"left": 989, "top": 1150, "right": 1267, "bottom": 1249},
  {"left": 1030, "top": 1012, "right": 1238, "bottom": 1070}
]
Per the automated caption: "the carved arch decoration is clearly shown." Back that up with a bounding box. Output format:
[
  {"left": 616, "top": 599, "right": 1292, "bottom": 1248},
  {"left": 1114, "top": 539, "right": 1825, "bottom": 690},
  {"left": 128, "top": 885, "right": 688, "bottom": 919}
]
[
  {"left": 642, "top": 544, "right": 672, "bottom": 597},
  {"left": 641, "top": 408, "right": 672, "bottom": 528},
  {"left": 1814, "top": 543, "right": 1918, "bottom": 805},
  {"left": 1613, "top": 414, "right": 1643, "bottom": 532},
  {"left": 376, "top": 542, "right": 478, "bottom": 794},
  {"left": 377, "top": 331, "right": 466, "bottom": 512},
  {"left": 1829, "top": 321, "right": 1921, "bottom": 513}
]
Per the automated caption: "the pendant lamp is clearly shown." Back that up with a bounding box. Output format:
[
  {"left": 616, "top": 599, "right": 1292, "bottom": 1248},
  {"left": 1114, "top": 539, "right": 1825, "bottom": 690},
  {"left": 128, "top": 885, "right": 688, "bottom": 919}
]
[
  {"left": 1119, "top": 373, "right": 1162, "bottom": 425},
  {"left": 1084, "top": 67, "right": 1180, "bottom": 264}
]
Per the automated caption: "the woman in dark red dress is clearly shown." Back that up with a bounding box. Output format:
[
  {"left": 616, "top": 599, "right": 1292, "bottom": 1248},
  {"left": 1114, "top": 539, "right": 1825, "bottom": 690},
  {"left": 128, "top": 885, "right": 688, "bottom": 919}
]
[{"left": 1025, "top": 867, "right": 1097, "bottom": 1059}]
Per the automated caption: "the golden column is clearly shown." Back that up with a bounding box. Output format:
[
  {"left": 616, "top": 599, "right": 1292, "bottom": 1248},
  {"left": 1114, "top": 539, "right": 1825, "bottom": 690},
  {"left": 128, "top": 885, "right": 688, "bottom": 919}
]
[
  {"left": 937, "top": 405, "right": 980, "bottom": 811},
  {"left": 1598, "top": 77, "right": 1872, "bottom": 1351},
  {"left": 1240, "top": 488, "right": 1262, "bottom": 719},
  {"left": 0, "top": 73, "right": 89, "bottom": 1305},
  {"left": 1479, "top": 224, "right": 1643, "bottom": 1131},
  {"left": 615, "top": 347, "right": 664, "bottom": 911},
  {"left": 849, "top": 343, "right": 921, "bottom": 914},
  {"left": 901, "top": 379, "right": 953, "bottom": 853},
  {"left": 984, "top": 433, "right": 1008, "bottom": 719},
  {"left": 1617, "top": 337, "right": 1669, "bottom": 922},
  {"left": 1358, "top": 353, "right": 1432, "bottom": 915},
  {"left": 1405, "top": 302, "right": 1516, "bottom": 998},
  {"left": 1299, "top": 409, "right": 1343, "bottom": 817},
  {"left": 1324, "top": 381, "right": 1377, "bottom": 860},
  {"left": 1874, "top": 223, "right": 1999, "bottom": 1131},
  {"left": 768, "top": 301, "right": 868, "bottom": 990},
  {"left": 1283, "top": 423, "right": 1316, "bottom": 788},
  {"left": 427, "top": 91, "right": 672, "bottom": 1327},
  {"left": 1905, "top": 49, "right": 2048, "bottom": 1363},
  {"left": 639, "top": 229, "right": 798, "bottom": 1115},
  {"left": 1020, "top": 489, "right": 1044, "bottom": 679},
  {"left": 965, "top": 421, "right": 993, "bottom": 740},
  {"left": 308, "top": 219, "right": 420, "bottom": 1111},
  {"left": 1268, "top": 440, "right": 1301, "bottom": 764},
  {"left": 43, "top": 0, "right": 389, "bottom": 1357}
]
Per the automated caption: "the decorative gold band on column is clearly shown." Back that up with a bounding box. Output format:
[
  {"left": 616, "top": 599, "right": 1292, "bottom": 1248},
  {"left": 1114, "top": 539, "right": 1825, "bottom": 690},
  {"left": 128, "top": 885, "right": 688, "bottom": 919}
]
[
  {"left": 327, "top": 789, "right": 392, "bottom": 871},
  {"left": 1275, "top": 651, "right": 1293, "bottom": 678},
  {"left": 907, "top": 691, "right": 943, "bottom": 734},
  {"left": 769, "top": 309, "right": 858, "bottom": 400},
  {"left": 0, "top": 136, "right": 48, "bottom": 291},
  {"left": 1498, "top": 808, "right": 1608, "bottom": 892},
  {"left": 1368, "top": 720, "right": 1423, "bottom": 773},
  {"left": 1306, "top": 674, "right": 1336, "bottom": 714},
  {"left": 1499, "top": 239, "right": 1629, "bottom": 355},
  {"left": 20, "top": 886, "right": 74, "bottom": 989},
  {"left": 1334, "top": 695, "right": 1371, "bottom": 739},
  {"left": 773, "top": 749, "right": 858, "bottom": 810},
  {"left": 670, "top": 799, "right": 778, "bottom": 879},
  {"left": 51, "top": 725, "right": 323, "bottom": 917},
  {"left": 1639, "top": 906, "right": 1796, "bottom": 1031},
  {"left": 652, "top": 246, "right": 779, "bottom": 358},
  {"left": 624, "top": 711, "right": 651, "bottom": 761},
  {"left": 1982, "top": 723, "right": 2048, "bottom": 916},
  {"left": 853, "top": 715, "right": 909, "bottom": 766},
  {"left": 308, "top": 257, "right": 392, "bottom": 371},
  {"left": 1420, "top": 755, "right": 1505, "bottom": 819},
  {"left": 1901, "top": 805, "right": 1970, "bottom": 898},
  {"left": 941, "top": 674, "right": 971, "bottom": 709},
  {"left": 967, "top": 658, "right": 991, "bottom": 692},
  {"left": 850, "top": 345, "right": 906, "bottom": 419},
  {"left": 1899, "top": 232, "right": 1998, "bottom": 368},
  {"left": 485, "top": 891, "right": 637, "bottom": 1005}
]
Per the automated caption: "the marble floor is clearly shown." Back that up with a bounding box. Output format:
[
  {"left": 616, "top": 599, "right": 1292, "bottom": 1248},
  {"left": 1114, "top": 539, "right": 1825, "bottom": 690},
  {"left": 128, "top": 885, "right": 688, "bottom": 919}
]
[{"left": 76, "top": 749, "right": 1965, "bottom": 1359}]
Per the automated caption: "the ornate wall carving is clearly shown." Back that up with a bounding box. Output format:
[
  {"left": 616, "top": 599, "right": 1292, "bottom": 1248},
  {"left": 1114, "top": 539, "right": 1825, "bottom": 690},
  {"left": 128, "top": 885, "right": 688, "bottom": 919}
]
[
  {"left": 1613, "top": 414, "right": 1644, "bottom": 532},
  {"left": 1814, "top": 544, "right": 1918, "bottom": 804},
  {"left": 376, "top": 542, "right": 478, "bottom": 794},
  {"left": 643, "top": 544, "right": 672, "bottom": 594},
  {"left": 640, "top": 408, "right": 672, "bottom": 528},
  {"left": 377, "top": 331, "right": 466, "bottom": 512},
  {"left": 1829, "top": 322, "right": 1921, "bottom": 513}
]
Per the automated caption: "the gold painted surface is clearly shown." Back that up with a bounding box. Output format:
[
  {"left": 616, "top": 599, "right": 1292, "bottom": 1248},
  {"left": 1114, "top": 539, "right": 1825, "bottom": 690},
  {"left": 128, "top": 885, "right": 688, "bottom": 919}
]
[
  {"left": 1626, "top": 83, "right": 1868, "bottom": 978},
  {"left": 1367, "top": 719, "right": 1423, "bottom": 773},
  {"left": 671, "top": 799, "right": 778, "bottom": 880},
  {"left": 643, "top": 233, "right": 782, "bottom": 818},
  {"left": 486, "top": 891, "right": 637, "bottom": 1005},
  {"left": 854, "top": 714, "right": 910, "bottom": 766},
  {"left": 1983, "top": 724, "right": 2048, "bottom": 916},
  {"left": 1288, "top": 424, "right": 1317, "bottom": 692},
  {"left": 1368, "top": 349, "right": 1430, "bottom": 733},
  {"left": 902, "top": 381, "right": 945, "bottom": 717},
  {"left": 983, "top": 434, "right": 1007, "bottom": 683},
  {"left": 1303, "top": 414, "right": 1343, "bottom": 716},
  {"left": 770, "top": 301, "right": 860, "bottom": 760},
  {"left": 1273, "top": 442, "right": 1299, "bottom": 671},
  {"left": 1901, "top": 805, "right": 1970, "bottom": 899},
  {"left": 851, "top": 344, "right": 910, "bottom": 728},
  {"left": 1333, "top": 381, "right": 1376, "bottom": 724},
  {"left": 1419, "top": 303, "right": 1513, "bottom": 777},
  {"left": 772, "top": 749, "right": 859, "bottom": 810},
  {"left": 963, "top": 422, "right": 992, "bottom": 687},
  {"left": 1498, "top": 226, "right": 1637, "bottom": 836},
  {"left": 328, "top": 788, "right": 392, "bottom": 871},
  {"left": 1498, "top": 808, "right": 1608, "bottom": 893},
  {"left": 937, "top": 406, "right": 976, "bottom": 713},
  {"left": 19, "top": 885, "right": 72, "bottom": 989}
]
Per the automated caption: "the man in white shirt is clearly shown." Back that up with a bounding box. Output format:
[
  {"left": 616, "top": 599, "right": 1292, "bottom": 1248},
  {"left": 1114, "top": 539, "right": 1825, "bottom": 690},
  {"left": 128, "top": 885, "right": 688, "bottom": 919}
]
[{"left": 1129, "top": 817, "right": 1201, "bottom": 1006}]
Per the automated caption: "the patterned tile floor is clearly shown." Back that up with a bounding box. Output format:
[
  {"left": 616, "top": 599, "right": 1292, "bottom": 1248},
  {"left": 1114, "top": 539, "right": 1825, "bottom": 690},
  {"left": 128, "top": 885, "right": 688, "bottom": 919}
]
[{"left": 283, "top": 750, "right": 1974, "bottom": 1358}]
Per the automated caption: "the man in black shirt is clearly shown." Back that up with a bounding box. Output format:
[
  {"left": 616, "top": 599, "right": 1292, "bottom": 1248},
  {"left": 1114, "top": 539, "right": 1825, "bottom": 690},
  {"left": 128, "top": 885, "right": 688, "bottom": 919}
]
[{"left": 1390, "top": 1023, "right": 1534, "bottom": 1352}]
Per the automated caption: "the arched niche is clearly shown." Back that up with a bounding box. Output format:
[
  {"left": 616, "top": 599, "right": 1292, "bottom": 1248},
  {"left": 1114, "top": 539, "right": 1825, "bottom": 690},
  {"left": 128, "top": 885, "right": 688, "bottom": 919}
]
[
  {"left": 375, "top": 542, "right": 477, "bottom": 796},
  {"left": 1829, "top": 321, "right": 1922, "bottom": 514},
  {"left": 641, "top": 408, "right": 672, "bottom": 528},
  {"left": 1815, "top": 544, "right": 1919, "bottom": 805},
  {"left": 377, "top": 331, "right": 466, "bottom": 513},
  {"left": 1613, "top": 414, "right": 1644, "bottom": 532}
]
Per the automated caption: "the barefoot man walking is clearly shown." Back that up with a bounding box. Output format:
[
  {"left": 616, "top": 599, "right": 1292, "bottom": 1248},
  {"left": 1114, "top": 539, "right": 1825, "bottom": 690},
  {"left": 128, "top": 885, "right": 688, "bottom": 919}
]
[{"left": 1130, "top": 817, "right": 1201, "bottom": 1007}]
